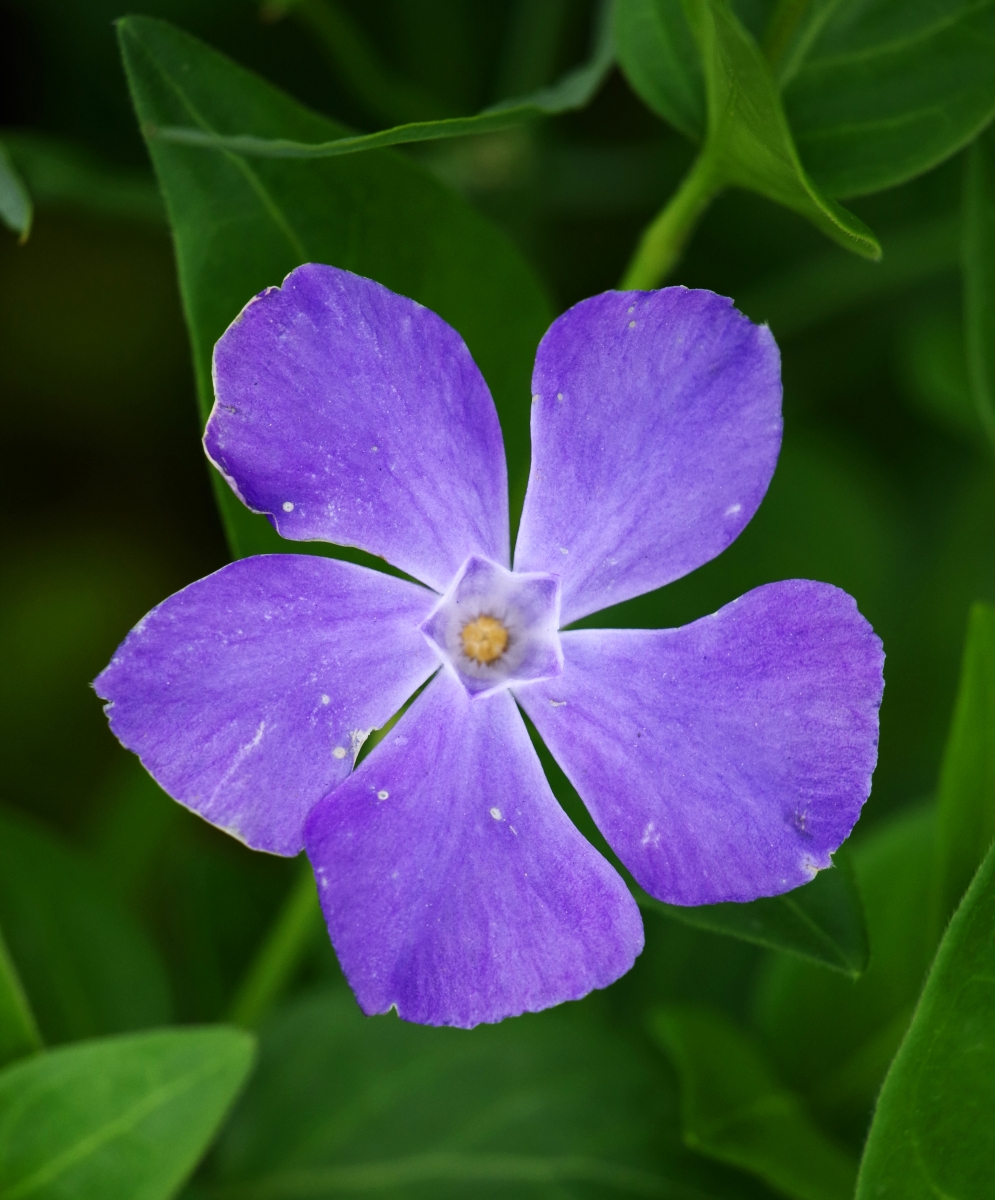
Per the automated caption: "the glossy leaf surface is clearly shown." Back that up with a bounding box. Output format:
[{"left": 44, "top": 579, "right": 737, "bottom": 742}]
[
  {"left": 784, "top": 0, "right": 995, "bottom": 197},
  {"left": 0, "top": 807, "right": 171, "bottom": 1044},
  {"left": 118, "top": 16, "right": 552, "bottom": 559},
  {"left": 616, "top": 0, "right": 995, "bottom": 198},
  {"left": 636, "top": 852, "right": 868, "bottom": 977},
  {"left": 652, "top": 1006, "right": 858, "bottom": 1200},
  {"left": 0, "top": 1027, "right": 254, "bottom": 1200},
  {"left": 856, "top": 839, "right": 995, "bottom": 1199}
]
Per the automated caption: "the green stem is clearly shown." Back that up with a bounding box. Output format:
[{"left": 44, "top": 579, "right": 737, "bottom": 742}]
[
  {"left": 0, "top": 923, "right": 43, "bottom": 1067},
  {"left": 620, "top": 151, "right": 723, "bottom": 289},
  {"left": 226, "top": 859, "right": 324, "bottom": 1029}
]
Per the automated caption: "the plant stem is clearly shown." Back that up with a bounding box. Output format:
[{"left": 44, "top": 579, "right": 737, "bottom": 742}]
[
  {"left": 226, "top": 858, "right": 323, "bottom": 1029},
  {"left": 620, "top": 151, "right": 723, "bottom": 289}
]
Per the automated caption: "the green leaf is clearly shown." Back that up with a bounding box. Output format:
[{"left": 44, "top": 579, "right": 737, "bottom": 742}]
[
  {"left": 1, "top": 131, "right": 164, "bottom": 226},
  {"left": 752, "top": 806, "right": 939, "bottom": 1143},
  {"left": 612, "top": 0, "right": 704, "bottom": 141},
  {"left": 0, "top": 922, "right": 42, "bottom": 1069},
  {"left": 142, "top": 3, "right": 615, "bottom": 162},
  {"left": 205, "top": 987, "right": 775, "bottom": 1199},
  {"left": 933, "top": 603, "right": 995, "bottom": 929},
  {"left": 0, "top": 807, "right": 172, "bottom": 1044},
  {"left": 0, "top": 138, "right": 32, "bottom": 240},
  {"left": 618, "top": 1, "right": 995, "bottom": 200},
  {"left": 0, "top": 1027, "right": 254, "bottom": 1200},
  {"left": 117, "top": 15, "right": 553, "bottom": 559},
  {"left": 618, "top": 0, "right": 878, "bottom": 287},
  {"left": 635, "top": 851, "right": 869, "bottom": 977},
  {"left": 685, "top": 0, "right": 879, "bottom": 258},
  {"left": 964, "top": 124, "right": 995, "bottom": 451},
  {"left": 783, "top": 0, "right": 995, "bottom": 198},
  {"left": 651, "top": 1006, "right": 858, "bottom": 1200},
  {"left": 856, "top": 838, "right": 995, "bottom": 1200}
]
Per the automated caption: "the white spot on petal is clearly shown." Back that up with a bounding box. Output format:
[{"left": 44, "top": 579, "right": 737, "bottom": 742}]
[
  {"left": 628, "top": 321, "right": 636, "bottom": 329},
  {"left": 641, "top": 820, "right": 660, "bottom": 848},
  {"left": 627, "top": 305, "right": 635, "bottom": 314},
  {"left": 550, "top": 700, "right": 567, "bottom": 707},
  {"left": 490, "top": 807, "right": 502, "bottom": 820},
  {"left": 559, "top": 546, "right": 569, "bottom": 555},
  {"left": 321, "top": 694, "right": 330, "bottom": 705},
  {"left": 282, "top": 501, "right": 294, "bottom": 512},
  {"left": 556, "top": 392, "right": 564, "bottom": 402},
  {"left": 725, "top": 503, "right": 742, "bottom": 516},
  {"left": 332, "top": 746, "right": 347, "bottom": 759},
  {"left": 378, "top": 790, "right": 389, "bottom": 800}
]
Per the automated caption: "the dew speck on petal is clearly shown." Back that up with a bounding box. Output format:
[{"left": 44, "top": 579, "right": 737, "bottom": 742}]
[
  {"left": 490, "top": 807, "right": 502, "bottom": 820},
  {"left": 282, "top": 501, "right": 294, "bottom": 512}
]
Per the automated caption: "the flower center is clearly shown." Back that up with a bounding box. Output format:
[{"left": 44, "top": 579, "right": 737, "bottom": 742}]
[{"left": 461, "top": 615, "right": 509, "bottom": 664}]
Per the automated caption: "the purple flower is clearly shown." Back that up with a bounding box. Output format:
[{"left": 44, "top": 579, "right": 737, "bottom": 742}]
[{"left": 95, "top": 265, "right": 884, "bottom": 1029}]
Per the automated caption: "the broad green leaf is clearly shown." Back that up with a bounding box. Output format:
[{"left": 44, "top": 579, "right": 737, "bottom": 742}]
[
  {"left": 1, "top": 131, "right": 164, "bottom": 226},
  {"left": 964, "top": 124, "right": 995, "bottom": 450},
  {"left": 0, "top": 138, "right": 32, "bottom": 240},
  {"left": 206, "top": 987, "right": 776, "bottom": 1199},
  {"left": 651, "top": 1006, "right": 858, "bottom": 1200},
  {"left": 752, "top": 806, "right": 939, "bottom": 1144},
  {"left": 0, "top": 807, "right": 172, "bottom": 1044},
  {"left": 0, "top": 1026, "right": 255, "bottom": 1200},
  {"left": 856, "top": 838, "right": 995, "bottom": 1200},
  {"left": 612, "top": 0, "right": 704, "bottom": 140},
  {"left": 617, "top": 0, "right": 878, "bottom": 286},
  {"left": 0, "top": 922, "right": 42, "bottom": 1069},
  {"left": 142, "top": 3, "right": 615, "bottom": 163},
  {"left": 617, "top": 1, "right": 995, "bottom": 200},
  {"left": 636, "top": 852, "right": 868, "bottom": 977},
  {"left": 685, "top": 0, "right": 878, "bottom": 258},
  {"left": 118, "top": 16, "right": 552, "bottom": 559},
  {"left": 783, "top": 0, "right": 995, "bottom": 198},
  {"left": 933, "top": 603, "right": 995, "bottom": 929}
]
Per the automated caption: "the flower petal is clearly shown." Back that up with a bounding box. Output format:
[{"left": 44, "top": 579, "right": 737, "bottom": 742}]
[
  {"left": 304, "top": 671, "right": 643, "bottom": 1027},
  {"left": 95, "top": 555, "right": 438, "bottom": 856},
  {"left": 517, "top": 581, "right": 884, "bottom": 905},
  {"left": 514, "top": 288, "right": 782, "bottom": 625},
  {"left": 208, "top": 265, "right": 509, "bottom": 592}
]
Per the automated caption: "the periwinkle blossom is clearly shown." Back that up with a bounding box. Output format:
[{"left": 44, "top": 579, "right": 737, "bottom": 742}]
[{"left": 96, "top": 265, "right": 884, "bottom": 1029}]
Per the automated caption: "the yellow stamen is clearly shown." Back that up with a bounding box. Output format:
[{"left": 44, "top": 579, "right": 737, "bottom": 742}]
[{"left": 461, "top": 615, "right": 509, "bottom": 664}]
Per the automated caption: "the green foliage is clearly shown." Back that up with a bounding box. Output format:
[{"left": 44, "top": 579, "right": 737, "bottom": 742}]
[
  {"left": 616, "top": 0, "right": 995, "bottom": 198},
  {"left": 203, "top": 986, "right": 772, "bottom": 1198},
  {"left": 0, "top": 923, "right": 42, "bottom": 1069},
  {"left": 651, "top": 1006, "right": 858, "bottom": 1200},
  {"left": 782, "top": 0, "right": 995, "bottom": 198},
  {"left": 964, "top": 124, "right": 995, "bottom": 450},
  {"left": 0, "top": 138, "right": 33, "bottom": 239},
  {"left": 0, "top": 1027, "right": 255, "bottom": 1200},
  {"left": 638, "top": 851, "right": 869, "bottom": 977},
  {"left": 753, "top": 807, "right": 938, "bottom": 1145},
  {"left": 0, "top": 807, "right": 172, "bottom": 1045},
  {"left": 618, "top": 0, "right": 878, "bottom": 287},
  {"left": 146, "top": 0, "right": 616, "bottom": 162},
  {"left": 856, "top": 839, "right": 995, "bottom": 1200},
  {"left": 1, "top": 131, "right": 164, "bottom": 226},
  {"left": 933, "top": 603, "right": 995, "bottom": 929},
  {"left": 117, "top": 15, "right": 552, "bottom": 559}
]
